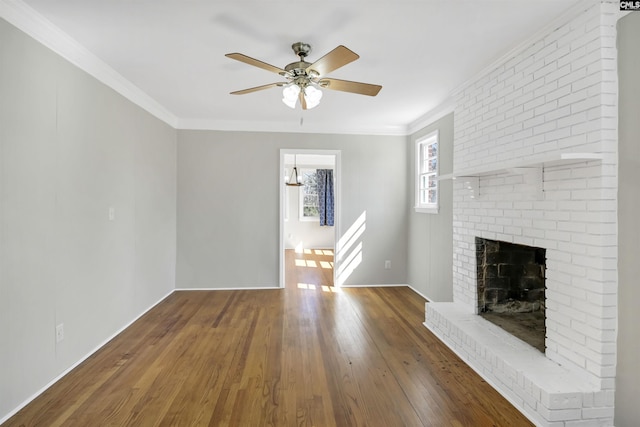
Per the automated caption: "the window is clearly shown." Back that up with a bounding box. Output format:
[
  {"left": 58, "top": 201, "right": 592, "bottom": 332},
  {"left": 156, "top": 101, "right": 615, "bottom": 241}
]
[
  {"left": 415, "top": 131, "right": 439, "bottom": 213},
  {"left": 300, "top": 169, "right": 319, "bottom": 220}
]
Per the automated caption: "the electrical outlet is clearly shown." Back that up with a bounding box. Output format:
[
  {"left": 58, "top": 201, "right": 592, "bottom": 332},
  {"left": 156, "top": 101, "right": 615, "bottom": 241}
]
[
  {"left": 56, "top": 323, "right": 64, "bottom": 343},
  {"left": 385, "top": 260, "right": 391, "bottom": 269}
]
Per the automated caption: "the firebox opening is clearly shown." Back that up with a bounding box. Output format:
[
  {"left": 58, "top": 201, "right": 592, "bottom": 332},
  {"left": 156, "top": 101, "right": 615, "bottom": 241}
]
[{"left": 476, "top": 237, "right": 546, "bottom": 352}]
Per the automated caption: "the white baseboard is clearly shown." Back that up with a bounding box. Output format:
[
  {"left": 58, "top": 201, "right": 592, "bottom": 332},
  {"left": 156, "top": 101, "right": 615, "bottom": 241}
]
[
  {"left": 175, "top": 286, "right": 281, "bottom": 291},
  {"left": 340, "top": 283, "right": 408, "bottom": 288},
  {"left": 406, "top": 285, "right": 433, "bottom": 302},
  {"left": 0, "top": 289, "right": 175, "bottom": 425},
  {"left": 340, "top": 284, "right": 434, "bottom": 303}
]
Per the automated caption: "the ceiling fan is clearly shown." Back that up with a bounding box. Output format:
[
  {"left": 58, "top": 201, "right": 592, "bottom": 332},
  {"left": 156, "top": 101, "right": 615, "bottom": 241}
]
[{"left": 225, "top": 42, "right": 382, "bottom": 110}]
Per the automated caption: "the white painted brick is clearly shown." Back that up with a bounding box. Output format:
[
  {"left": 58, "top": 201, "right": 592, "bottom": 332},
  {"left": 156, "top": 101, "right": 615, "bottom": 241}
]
[
  {"left": 513, "top": 91, "right": 535, "bottom": 108},
  {"left": 581, "top": 406, "right": 614, "bottom": 420},
  {"left": 546, "top": 63, "right": 573, "bottom": 83},
  {"left": 539, "top": 407, "right": 583, "bottom": 423},
  {"left": 523, "top": 114, "right": 545, "bottom": 130},
  {"left": 557, "top": 133, "right": 589, "bottom": 150},
  {"left": 542, "top": 391, "right": 584, "bottom": 410},
  {"left": 570, "top": 120, "right": 598, "bottom": 137},
  {"left": 555, "top": 345, "right": 588, "bottom": 370},
  {"left": 557, "top": 110, "right": 588, "bottom": 128},
  {"left": 565, "top": 420, "right": 611, "bottom": 427},
  {"left": 559, "top": 66, "right": 588, "bottom": 87},
  {"left": 450, "top": 3, "right": 617, "bottom": 425},
  {"left": 504, "top": 103, "right": 524, "bottom": 119},
  {"left": 528, "top": 77, "right": 549, "bottom": 98},
  {"left": 558, "top": 87, "right": 590, "bottom": 107},
  {"left": 570, "top": 48, "right": 602, "bottom": 72},
  {"left": 524, "top": 95, "right": 547, "bottom": 112},
  {"left": 557, "top": 221, "right": 586, "bottom": 233},
  {"left": 546, "top": 85, "right": 573, "bottom": 107},
  {"left": 572, "top": 71, "right": 603, "bottom": 92},
  {"left": 571, "top": 96, "right": 602, "bottom": 114}
]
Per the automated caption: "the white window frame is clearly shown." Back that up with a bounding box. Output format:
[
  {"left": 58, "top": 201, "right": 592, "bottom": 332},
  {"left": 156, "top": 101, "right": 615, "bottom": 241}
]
[
  {"left": 283, "top": 167, "right": 290, "bottom": 222},
  {"left": 299, "top": 168, "right": 320, "bottom": 221},
  {"left": 414, "top": 130, "right": 439, "bottom": 214}
]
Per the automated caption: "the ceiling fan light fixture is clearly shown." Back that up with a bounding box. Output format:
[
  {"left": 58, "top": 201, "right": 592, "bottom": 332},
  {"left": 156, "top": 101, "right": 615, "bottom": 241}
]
[
  {"left": 304, "top": 85, "right": 323, "bottom": 109},
  {"left": 227, "top": 43, "right": 381, "bottom": 110},
  {"left": 282, "top": 83, "right": 300, "bottom": 108}
]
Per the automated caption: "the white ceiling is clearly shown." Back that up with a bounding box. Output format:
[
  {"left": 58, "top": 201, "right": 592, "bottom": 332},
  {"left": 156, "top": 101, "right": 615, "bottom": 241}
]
[{"left": 12, "top": 0, "right": 579, "bottom": 135}]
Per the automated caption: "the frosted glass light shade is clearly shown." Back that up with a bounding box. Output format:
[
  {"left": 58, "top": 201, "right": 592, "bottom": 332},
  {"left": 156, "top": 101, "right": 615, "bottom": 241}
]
[
  {"left": 282, "top": 84, "right": 300, "bottom": 109},
  {"left": 304, "top": 85, "right": 322, "bottom": 109}
]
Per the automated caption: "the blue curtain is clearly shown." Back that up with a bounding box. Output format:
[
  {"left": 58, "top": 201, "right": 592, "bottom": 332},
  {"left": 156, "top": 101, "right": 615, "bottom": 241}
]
[{"left": 316, "top": 169, "right": 334, "bottom": 226}]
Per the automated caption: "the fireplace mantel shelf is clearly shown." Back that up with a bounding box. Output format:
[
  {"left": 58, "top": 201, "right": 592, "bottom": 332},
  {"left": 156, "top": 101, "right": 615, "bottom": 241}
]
[
  {"left": 439, "top": 152, "right": 602, "bottom": 181},
  {"left": 438, "top": 152, "right": 602, "bottom": 199}
]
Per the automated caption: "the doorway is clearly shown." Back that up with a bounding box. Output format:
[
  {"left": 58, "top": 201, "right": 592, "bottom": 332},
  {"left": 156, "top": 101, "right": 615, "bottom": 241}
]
[{"left": 279, "top": 149, "right": 340, "bottom": 288}]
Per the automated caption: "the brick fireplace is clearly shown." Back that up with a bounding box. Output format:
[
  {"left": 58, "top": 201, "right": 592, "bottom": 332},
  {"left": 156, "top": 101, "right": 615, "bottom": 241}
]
[{"left": 423, "top": 2, "right": 619, "bottom": 426}]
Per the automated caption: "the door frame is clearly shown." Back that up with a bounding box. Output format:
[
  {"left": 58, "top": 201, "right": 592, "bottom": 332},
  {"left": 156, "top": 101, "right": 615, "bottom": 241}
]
[{"left": 279, "top": 149, "right": 341, "bottom": 288}]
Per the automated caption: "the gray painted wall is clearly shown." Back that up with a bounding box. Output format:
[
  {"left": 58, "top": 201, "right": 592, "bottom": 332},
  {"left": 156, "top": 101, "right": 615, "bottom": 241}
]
[
  {"left": 407, "top": 113, "right": 454, "bottom": 301},
  {"left": 176, "top": 130, "right": 407, "bottom": 288},
  {"left": 0, "top": 19, "right": 177, "bottom": 420},
  {"left": 615, "top": 12, "right": 640, "bottom": 426}
]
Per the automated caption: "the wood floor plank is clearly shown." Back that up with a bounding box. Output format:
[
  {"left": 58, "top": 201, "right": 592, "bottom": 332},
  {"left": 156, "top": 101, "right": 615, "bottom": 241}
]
[{"left": 3, "top": 249, "right": 533, "bottom": 427}]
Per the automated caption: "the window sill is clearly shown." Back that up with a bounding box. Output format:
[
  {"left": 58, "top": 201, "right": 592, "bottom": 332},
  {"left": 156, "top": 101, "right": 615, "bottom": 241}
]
[
  {"left": 299, "top": 217, "right": 320, "bottom": 222},
  {"left": 415, "top": 206, "right": 439, "bottom": 214}
]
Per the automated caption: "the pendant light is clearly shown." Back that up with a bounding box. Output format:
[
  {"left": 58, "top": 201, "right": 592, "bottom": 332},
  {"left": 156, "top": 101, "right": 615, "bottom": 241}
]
[{"left": 285, "top": 155, "right": 303, "bottom": 186}]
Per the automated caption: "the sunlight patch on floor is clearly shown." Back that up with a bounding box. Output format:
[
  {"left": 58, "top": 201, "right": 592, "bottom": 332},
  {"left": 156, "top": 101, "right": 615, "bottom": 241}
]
[
  {"left": 297, "top": 283, "right": 340, "bottom": 293},
  {"left": 295, "top": 259, "right": 321, "bottom": 268}
]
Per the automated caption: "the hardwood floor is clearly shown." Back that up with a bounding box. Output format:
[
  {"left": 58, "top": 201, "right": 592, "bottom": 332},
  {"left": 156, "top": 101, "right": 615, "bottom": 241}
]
[{"left": 4, "top": 249, "right": 532, "bottom": 426}]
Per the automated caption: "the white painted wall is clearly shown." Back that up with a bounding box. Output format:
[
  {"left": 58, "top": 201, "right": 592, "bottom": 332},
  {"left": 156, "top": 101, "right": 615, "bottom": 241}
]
[
  {"left": 615, "top": 10, "right": 640, "bottom": 426},
  {"left": 407, "top": 113, "right": 454, "bottom": 302},
  {"left": 0, "top": 18, "right": 177, "bottom": 421},
  {"left": 176, "top": 130, "right": 408, "bottom": 288}
]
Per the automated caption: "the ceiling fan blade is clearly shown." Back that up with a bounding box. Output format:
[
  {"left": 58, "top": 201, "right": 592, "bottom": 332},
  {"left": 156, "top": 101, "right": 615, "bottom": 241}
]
[
  {"left": 318, "top": 78, "right": 382, "bottom": 96},
  {"left": 225, "top": 53, "right": 287, "bottom": 75},
  {"left": 306, "top": 45, "right": 359, "bottom": 76},
  {"left": 230, "top": 82, "right": 284, "bottom": 95}
]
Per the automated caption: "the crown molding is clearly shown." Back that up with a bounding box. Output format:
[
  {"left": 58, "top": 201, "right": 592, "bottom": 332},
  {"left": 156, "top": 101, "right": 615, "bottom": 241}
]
[
  {"left": 0, "top": 0, "right": 179, "bottom": 128},
  {"left": 177, "top": 118, "right": 409, "bottom": 136},
  {"left": 406, "top": 98, "right": 456, "bottom": 135}
]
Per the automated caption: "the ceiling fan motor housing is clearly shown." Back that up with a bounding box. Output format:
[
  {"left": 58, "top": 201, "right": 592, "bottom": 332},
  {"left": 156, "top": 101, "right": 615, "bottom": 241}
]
[
  {"left": 285, "top": 42, "right": 318, "bottom": 83},
  {"left": 291, "top": 42, "right": 311, "bottom": 58},
  {"left": 284, "top": 61, "right": 312, "bottom": 75}
]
